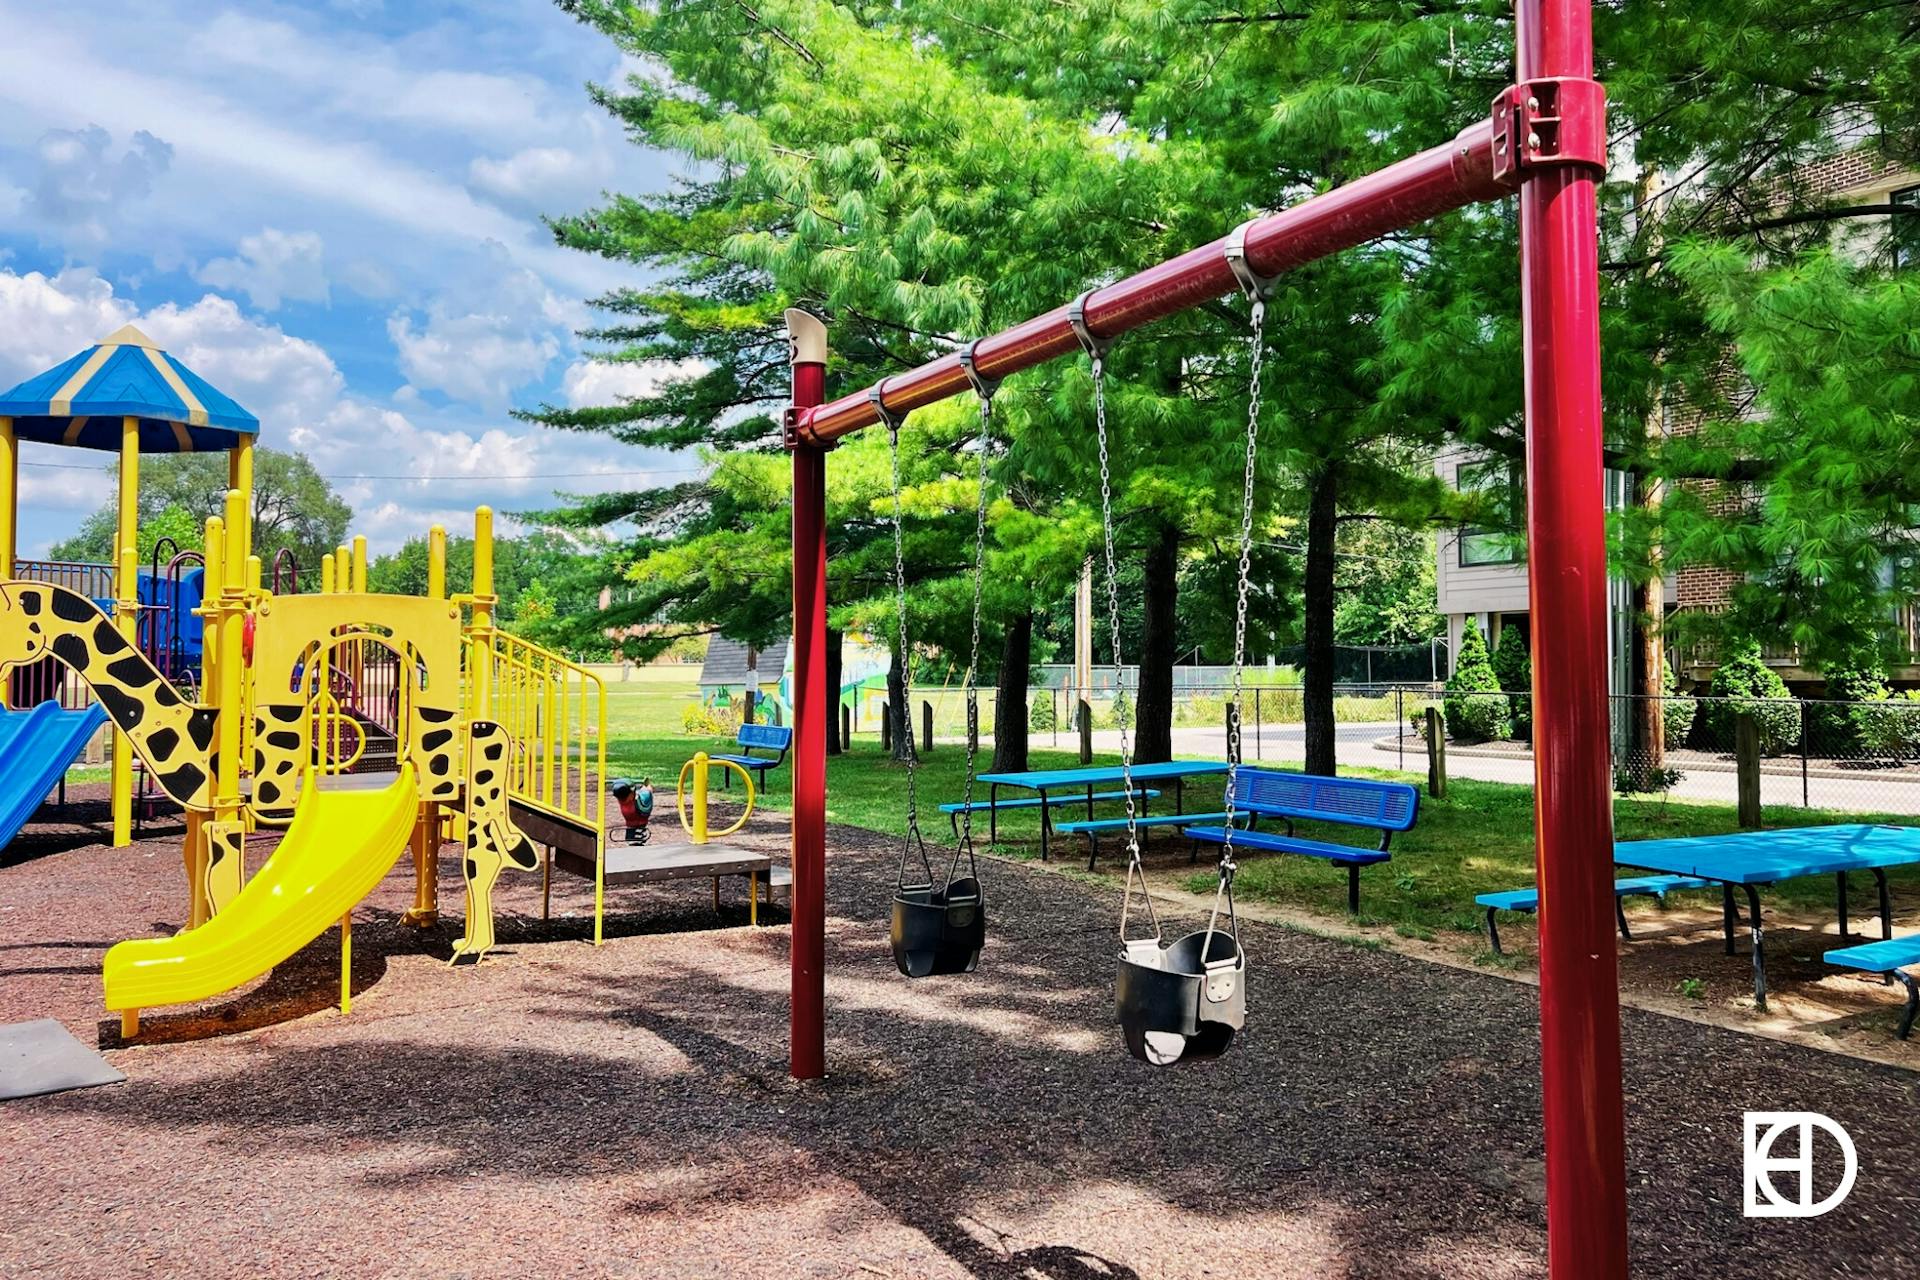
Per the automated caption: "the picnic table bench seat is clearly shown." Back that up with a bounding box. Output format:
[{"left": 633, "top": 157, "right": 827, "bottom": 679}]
[
  {"left": 711, "top": 722, "right": 791, "bottom": 789},
  {"left": 1054, "top": 810, "right": 1238, "bottom": 870},
  {"left": 1475, "top": 875, "right": 1711, "bottom": 956},
  {"left": 1183, "top": 771, "right": 1421, "bottom": 913},
  {"left": 1825, "top": 934, "right": 1920, "bottom": 1039},
  {"left": 938, "top": 788, "right": 1159, "bottom": 839}
]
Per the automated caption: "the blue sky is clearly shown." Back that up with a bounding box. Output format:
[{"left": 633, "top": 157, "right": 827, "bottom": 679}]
[{"left": 0, "top": 0, "right": 693, "bottom": 554}]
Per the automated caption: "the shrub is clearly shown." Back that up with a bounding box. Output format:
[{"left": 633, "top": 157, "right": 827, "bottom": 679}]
[
  {"left": 1855, "top": 689, "right": 1920, "bottom": 761},
  {"left": 1490, "top": 627, "right": 1532, "bottom": 741},
  {"left": 1615, "top": 763, "right": 1683, "bottom": 795},
  {"left": 1443, "top": 623, "right": 1511, "bottom": 742},
  {"left": 681, "top": 701, "right": 739, "bottom": 736},
  {"left": 1697, "top": 639, "right": 1799, "bottom": 754},
  {"left": 1661, "top": 663, "right": 1697, "bottom": 745},
  {"left": 1178, "top": 692, "right": 1225, "bottom": 726},
  {"left": 1028, "top": 691, "right": 1055, "bottom": 731},
  {"left": 1810, "top": 654, "right": 1889, "bottom": 755},
  {"left": 1105, "top": 689, "right": 1135, "bottom": 729}
]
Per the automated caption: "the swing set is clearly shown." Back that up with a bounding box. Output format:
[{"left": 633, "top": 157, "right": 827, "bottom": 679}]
[{"left": 785, "top": 1, "right": 1624, "bottom": 1274}]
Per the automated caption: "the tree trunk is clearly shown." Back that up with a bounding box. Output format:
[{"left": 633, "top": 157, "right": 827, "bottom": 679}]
[
  {"left": 1302, "top": 466, "right": 1339, "bottom": 776},
  {"left": 824, "top": 627, "right": 843, "bottom": 756},
  {"left": 1134, "top": 527, "right": 1178, "bottom": 764},
  {"left": 886, "top": 647, "right": 913, "bottom": 762},
  {"left": 991, "top": 609, "right": 1032, "bottom": 773}
]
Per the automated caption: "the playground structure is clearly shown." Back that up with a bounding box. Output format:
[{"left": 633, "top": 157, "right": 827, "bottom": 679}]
[
  {"left": 0, "top": 329, "right": 608, "bottom": 1034},
  {"left": 781, "top": 0, "right": 1624, "bottom": 1274}
]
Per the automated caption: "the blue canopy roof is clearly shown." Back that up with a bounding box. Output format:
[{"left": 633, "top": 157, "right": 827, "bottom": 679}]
[{"left": 0, "top": 325, "right": 259, "bottom": 454}]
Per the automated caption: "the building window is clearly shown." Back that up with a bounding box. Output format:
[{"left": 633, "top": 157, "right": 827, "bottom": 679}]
[
  {"left": 1457, "top": 460, "right": 1521, "bottom": 567},
  {"left": 1895, "top": 185, "right": 1920, "bottom": 270}
]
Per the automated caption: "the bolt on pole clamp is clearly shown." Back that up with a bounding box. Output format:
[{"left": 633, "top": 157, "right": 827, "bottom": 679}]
[
  {"left": 1067, "top": 290, "right": 1113, "bottom": 362},
  {"left": 957, "top": 340, "right": 1001, "bottom": 400}
]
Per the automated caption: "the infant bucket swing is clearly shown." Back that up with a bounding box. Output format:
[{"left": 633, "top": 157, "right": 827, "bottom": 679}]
[
  {"left": 1098, "top": 223, "right": 1268, "bottom": 1064},
  {"left": 875, "top": 352, "right": 995, "bottom": 978}
]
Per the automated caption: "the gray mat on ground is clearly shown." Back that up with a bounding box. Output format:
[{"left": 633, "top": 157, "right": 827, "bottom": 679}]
[{"left": 0, "top": 1018, "right": 125, "bottom": 1101}]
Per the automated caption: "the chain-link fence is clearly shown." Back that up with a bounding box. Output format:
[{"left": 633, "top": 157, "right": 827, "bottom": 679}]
[{"left": 877, "top": 681, "right": 1920, "bottom": 818}]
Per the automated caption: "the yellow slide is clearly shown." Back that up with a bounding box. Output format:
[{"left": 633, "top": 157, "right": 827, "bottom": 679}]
[{"left": 104, "top": 767, "right": 420, "bottom": 1015}]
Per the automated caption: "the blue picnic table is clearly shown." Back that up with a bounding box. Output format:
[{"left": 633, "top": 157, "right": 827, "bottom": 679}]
[
  {"left": 1615, "top": 824, "right": 1920, "bottom": 1010},
  {"left": 971, "top": 760, "right": 1231, "bottom": 861}
]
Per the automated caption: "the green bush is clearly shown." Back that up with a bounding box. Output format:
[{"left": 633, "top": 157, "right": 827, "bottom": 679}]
[
  {"left": 1697, "top": 639, "right": 1799, "bottom": 754},
  {"left": 1855, "top": 689, "right": 1920, "bottom": 760},
  {"left": 1811, "top": 654, "right": 1889, "bottom": 754},
  {"left": 1660, "top": 663, "right": 1697, "bottom": 745},
  {"left": 1490, "top": 627, "right": 1532, "bottom": 741},
  {"left": 1105, "top": 689, "right": 1135, "bottom": 729},
  {"left": 1028, "top": 691, "right": 1054, "bottom": 731},
  {"left": 1443, "top": 624, "right": 1511, "bottom": 742}
]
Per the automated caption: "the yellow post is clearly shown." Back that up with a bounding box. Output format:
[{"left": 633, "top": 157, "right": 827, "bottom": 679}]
[
  {"left": 320, "top": 554, "right": 335, "bottom": 595},
  {"left": 339, "top": 911, "right": 352, "bottom": 1015},
  {"left": 693, "top": 751, "right": 710, "bottom": 844},
  {"left": 227, "top": 438, "right": 254, "bottom": 564},
  {"left": 215, "top": 499, "right": 244, "bottom": 829},
  {"left": 471, "top": 507, "right": 495, "bottom": 711},
  {"left": 351, "top": 535, "right": 367, "bottom": 594},
  {"left": 110, "top": 417, "right": 139, "bottom": 848},
  {"left": 334, "top": 546, "right": 351, "bottom": 593},
  {"left": 120, "top": 1009, "right": 138, "bottom": 1040},
  {"left": 0, "top": 416, "right": 16, "bottom": 578},
  {"left": 427, "top": 524, "right": 446, "bottom": 600}
]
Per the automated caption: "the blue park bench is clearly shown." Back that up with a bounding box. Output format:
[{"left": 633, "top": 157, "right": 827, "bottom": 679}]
[
  {"left": 941, "top": 789, "right": 1160, "bottom": 841},
  {"left": 1825, "top": 934, "right": 1920, "bottom": 1039},
  {"left": 1475, "top": 875, "right": 1711, "bottom": 956},
  {"left": 1184, "top": 770, "right": 1421, "bottom": 913},
  {"left": 712, "top": 722, "right": 792, "bottom": 791}
]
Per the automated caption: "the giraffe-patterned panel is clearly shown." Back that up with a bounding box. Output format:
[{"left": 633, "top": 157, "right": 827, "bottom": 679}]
[{"left": 0, "top": 580, "right": 216, "bottom": 810}]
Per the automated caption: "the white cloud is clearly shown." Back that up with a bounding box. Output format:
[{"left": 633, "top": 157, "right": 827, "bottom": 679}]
[
  {"left": 189, "top": 13, "right": 562, "bottom": 143},
  {"left": 387, "top": 242, "right": 582, "bottom": 411},
  {"left": 561, "top": 357, "right": 704, "bottom": 408},
  {"left": 196, "top": 228, "right": 330, "bottom": 310},
  {"left": 470, "top": 145, "right": 607, "bottom": 207},
  {"left": 24, "top": 125, "right": 173, "bottom": 242}
]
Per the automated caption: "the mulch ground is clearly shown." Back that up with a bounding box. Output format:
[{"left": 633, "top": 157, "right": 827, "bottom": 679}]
[{"left": 3, "top": 786, "right": 1917, "bottom": 1279}]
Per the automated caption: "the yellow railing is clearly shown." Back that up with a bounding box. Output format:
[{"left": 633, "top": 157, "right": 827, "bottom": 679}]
[{"left": 465, "top": 629, "right": 607, "bottom": 840}]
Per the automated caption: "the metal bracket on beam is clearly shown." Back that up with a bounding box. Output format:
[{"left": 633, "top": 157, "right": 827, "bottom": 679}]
[
  {"left": 1067, "top": 290, "right": 1113, "bottom": 362},
  {"left": 867, "top": 381, "right": 907, "bottom": 435},
  {"left": 782, "top": 405, "right": 803, "bottom": 450},
  {"left": 1491, "top": 77, "right": 1607, "bottom": 185},
  {"left": 1225, "top": 220, "right": 1278, "bottom": 301},
  {"left": 957, "top": 340, "right": 1000, "bottom": 400}
]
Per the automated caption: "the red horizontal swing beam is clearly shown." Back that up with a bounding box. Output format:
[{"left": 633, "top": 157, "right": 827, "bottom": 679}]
[{"left": 791, "top": 118, "right": 1509, "bottom": 447}]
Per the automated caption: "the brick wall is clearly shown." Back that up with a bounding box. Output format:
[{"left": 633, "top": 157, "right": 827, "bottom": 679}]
[{"left": 1792, "top": 149, "right": 1912, "bottom": 199}]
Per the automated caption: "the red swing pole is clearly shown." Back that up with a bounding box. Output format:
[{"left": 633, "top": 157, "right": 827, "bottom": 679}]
[
  {"left": 787, "top": 309, "right": 830, "bottom": 1081},
  {"left": 1514, "top": 0, "right": 1629, "bottom": 1275},
  {"left": 782, "top": 6, "right": 1628, "bottom": 1262}
]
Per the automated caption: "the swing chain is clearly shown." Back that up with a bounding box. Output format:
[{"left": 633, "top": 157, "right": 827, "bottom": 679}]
[
  {"left": 876, "top": 384, "right": 934, "bottom": 891},
  {"left": 1080, "top": 302, "right": 1158, "bottom": 946},
  {"left": 951, "top": 344, "right": 994, "bottom": 885},
  {"left": 1208, "top": 227, "right": 1269, "bottom": 946}
]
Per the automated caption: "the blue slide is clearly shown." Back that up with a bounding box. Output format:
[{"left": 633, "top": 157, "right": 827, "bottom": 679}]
[{"left": 0, "top": 702, "right": 109, "bottom": 854}]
